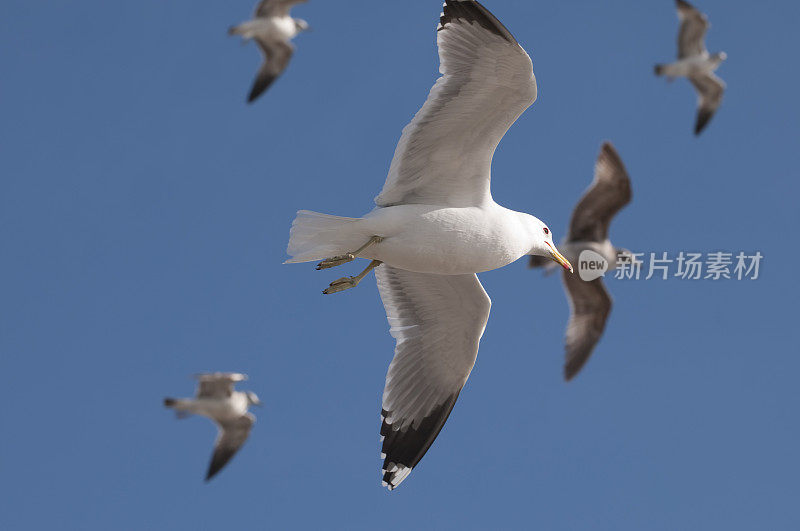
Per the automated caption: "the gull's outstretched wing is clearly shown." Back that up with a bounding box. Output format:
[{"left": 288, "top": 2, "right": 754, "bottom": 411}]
[
  {"left": 375, "top": 266, "right": 491, "bottom": 490},
  {"left": 374, "top": 0, "right": 537, "bottom": 208},
  {"left": 689, "top": 72, "right": 725, "bottom": 135},
  {"left": 254, "top": 0, "right": 307, "bottom": 18},
  {"left": 676, "top": 0, "right": 709, "bottom": 59},
  {"left": 562, "top": 272, "right": 612, "bottom": 381},
  {"left": 248, "top": 40, "right": 294, "bottom": 102},
  {"left": 206, "top": 413, "right": 255, "bottom": 481},
  {"left": 567, "top": 142, "right": 632, "bottom": 243},
  {"left": 195, "top": 373, "right": 247, "bottom": 399}
]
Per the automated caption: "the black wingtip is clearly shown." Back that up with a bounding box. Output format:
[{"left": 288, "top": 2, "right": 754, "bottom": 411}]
[
  {"left": 163, "top": 398, "right": 176, "bottom": 407},
  {"left": 694, "top": 109, "right": 713, "bottom": 135},
  {"left": 247, "top": 87, "right": 261, "bottom": 103},
  {"left": 599, "top": 142, "right": 626, "bottom": 170},
  {"left": 205, "top": 446, "right": 237, "bottom": 482},
  {"left": 600, "top": 141, "right": 616, "bottom": 154},
  {"left": 564, "top": 350, "right": 594, "bottom": 381},
  {"left": 596, "top": 141, "right": 629, "bottom": 180},
  {"left": 247, "top": 73, "right": 277, "bottom": 103},
  {"left": 654, "top": 64, "right": 664, "bottom": 76},
  {"left": 438, "top": 0, "right": 517, "bottom": 44},
  {"left": 694, "top": 121, "right": 705, "bottom": 135},
  {"left": 380, "top": 394, "right": 460, "bottom": 489},
  {"left": 563, "top": 365, "right": 579, "bottom": 382},
  {"left": 205, "top": 465, "right": 221, "bottom": 482}
]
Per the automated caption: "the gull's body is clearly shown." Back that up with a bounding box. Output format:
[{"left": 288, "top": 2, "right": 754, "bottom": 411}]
[
  {"left": 286, "top": 0, "right": 572, "bottom": 490},
  {"left": 229, "top": 0, "right": 309, "bottom": 102},
  {"left": 236, "top": 14, "right": 302, "bottom": 42},
  {"left": 531, "top": 143, "right": 632, "bottom": 380},
  {"left": 292, "top": 204, "right": 546, "bottom": 275},
  {"left": 164, "top": 373, "right": 261, "bottom": 481},
  {"left": 656, "top": 53, "right": 723, "bottom": 80},
  {"left": 655, "top": 0, "right": 726, "bottom": 135}
]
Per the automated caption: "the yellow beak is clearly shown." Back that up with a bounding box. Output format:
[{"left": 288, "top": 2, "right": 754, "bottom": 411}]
[{"left": 545, "top": 242, "right": 573, "bottom": 273}]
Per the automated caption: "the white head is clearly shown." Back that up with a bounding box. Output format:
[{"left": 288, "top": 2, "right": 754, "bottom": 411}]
[
  {"left": 523, "top": 214, "right": 573, "bottom": 273},
  {"left": 246, "top": 391, "right": 262, "bottom": 407},
  {"left": 294, "top": 19, "right": 310, "bottom": 32}
]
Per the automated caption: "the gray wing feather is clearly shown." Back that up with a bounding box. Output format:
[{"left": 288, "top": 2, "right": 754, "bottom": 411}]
[
  {"left": 376, "top": 265, "right": 491, "bottom": 490},
  {"left": 254, "top": 0, "right": 307, "bottom": 18},
  {"left": 567, "top": 142, "right": 632, "bottom": 243},
  {"left": 562, "top": 273, "right": 612, "bottom": 381},
  {"left": 373, "top": 0, "right": 536, "bottom": 208},
  {"left": 689, "top": 72, "right": 725, "bottom": 135},
  {"left": 195, "top": 373, "right": 246, "bottom": 399},
  {"left": 676, "top": 0, "right": 709, "bottom": 59},
  {"left": 206, "top": 414, "right": 255, "bottom": 481},
  {"left": 248, "top": 39, "right": 294, "bottom": 102}
]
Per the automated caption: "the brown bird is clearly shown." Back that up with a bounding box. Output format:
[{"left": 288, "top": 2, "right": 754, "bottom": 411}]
[{"left": 531, "top": 143, "right": 633, "bottom": 380}]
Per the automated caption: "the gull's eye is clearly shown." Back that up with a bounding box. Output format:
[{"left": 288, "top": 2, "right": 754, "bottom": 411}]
[{"left": 543, "top": 227, "right": 549, "bottom": 235}]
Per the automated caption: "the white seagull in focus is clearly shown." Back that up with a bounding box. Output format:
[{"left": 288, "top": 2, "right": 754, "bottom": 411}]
[
  {"left": 655, "top": 0, "right": 727, "bottom": 135},
  {"left": 530, "top": 142, "right": 633, "bottom": 380},
  {"left": 229, "top": 0, "right": 310, "bottom": 102},
  {"left": 164, "top": 372, "right": 261, "bottom": 481},
  {"left": 285, "top": 0, "right": 573, "bottom": 490}
]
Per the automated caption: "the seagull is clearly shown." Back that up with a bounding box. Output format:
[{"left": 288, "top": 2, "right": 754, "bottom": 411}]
[
  {"left": 654, "top": 0, "right": 727, "bottom": 135},
  {"left": 228, "top": 0, "right": 310, "bottom": 103},
  {"left": 530, "top": 142, "right": 632, "bottom": 380},
  {"left": 163, "top": 372, "right": 261, "bottom": 481},
  {"left": 285, "top": 0, "right": 573, "bottom": 490}
]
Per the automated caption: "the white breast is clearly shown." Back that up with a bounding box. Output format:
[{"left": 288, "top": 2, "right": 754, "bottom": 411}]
[
  {"left": 194, "top": 393, "right": 248, "bottom": 421},
  {"left": 264, "top": 16, "right": 299, "bottom": 41},
  {"left": 360, "top": 204, "right": 531, "bottom": 275}
]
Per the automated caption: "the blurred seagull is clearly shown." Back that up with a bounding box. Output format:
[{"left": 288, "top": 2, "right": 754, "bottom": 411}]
[
  {"left": 229, "top": 0, "right": 310, "bottom": 102},
  {"left": 285, "top": 0, "right": 573, "bottom": 490},
  {"left": 655, "top": 0, "right": 726, "bottom": 135},
  {"left": 531, "top": 143, "right": 633, "bottom": 381},
  {"left": 164, "top": 372, "right": 261, "bottom": 481}
]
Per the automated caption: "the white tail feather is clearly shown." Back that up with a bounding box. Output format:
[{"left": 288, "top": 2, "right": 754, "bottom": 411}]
[{"left": 285, "top": 210, "right": 366, "bottom": 264}]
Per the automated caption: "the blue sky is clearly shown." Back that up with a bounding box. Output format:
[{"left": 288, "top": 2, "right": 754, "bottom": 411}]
[{"left": 1, "top": 0, "right": 798, "bottom": 529}]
